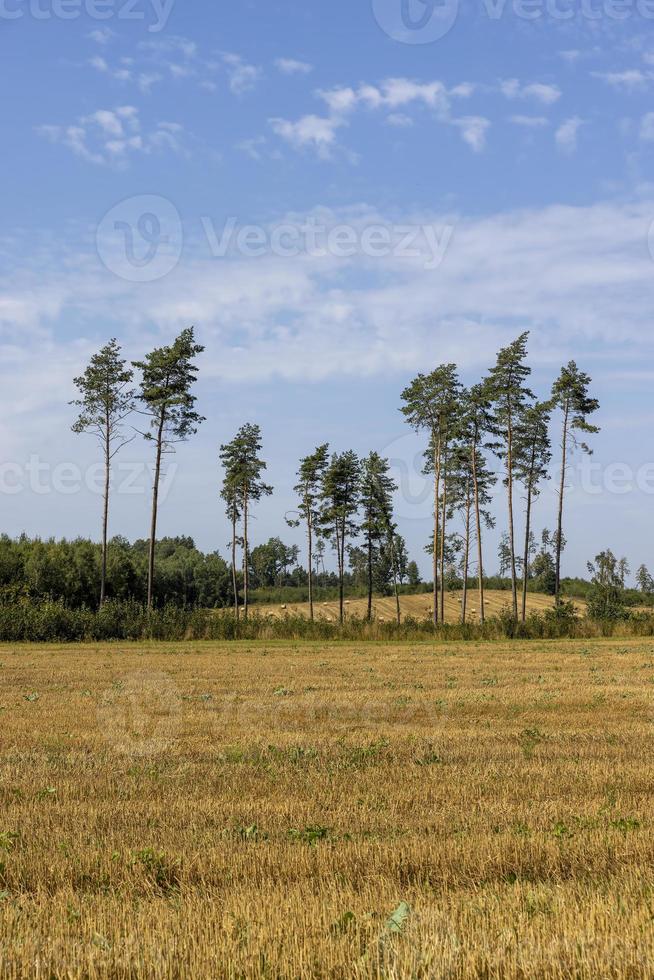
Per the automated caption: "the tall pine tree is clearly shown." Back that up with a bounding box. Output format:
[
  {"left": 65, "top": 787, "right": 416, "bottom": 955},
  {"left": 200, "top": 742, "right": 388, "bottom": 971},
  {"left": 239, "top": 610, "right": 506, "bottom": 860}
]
[
  {"left": 321, "top": 451, "right": 361, "bottom": 624},
  {"left": 219, "top": 424, "right": 273, "bottom": 619},
  {"left": 288, "top": 444, "right": 330, "bottom": 621},
  {"left": 551, "top": 362, "right": 600, "bottom": 601},
  {"left": 401, "top": 364, "right": 460, "bottom": 626},
  {"left": 486, "top": 333, "right": 533, "bottom": 618},
  {"left": 514, "top": 400, "right": 552, "bottom": 622},
  {"left": 133, "top": 328, "right": 204, "bottom": 609},
  {"left": 71, "top": 339, "right": 135, "bottom": 607}
]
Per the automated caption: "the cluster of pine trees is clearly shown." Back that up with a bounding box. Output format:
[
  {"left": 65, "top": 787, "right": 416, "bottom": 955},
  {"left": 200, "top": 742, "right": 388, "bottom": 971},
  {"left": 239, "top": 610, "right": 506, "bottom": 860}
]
[
  {"left": 66, "top": 328, "right": 600, "bottom": 623},
  {"left": 219, "top": 437, "right": 412, "bottom": 624},
  {"left": 400, "top": 332, "right": 600, "bottom": 626}
]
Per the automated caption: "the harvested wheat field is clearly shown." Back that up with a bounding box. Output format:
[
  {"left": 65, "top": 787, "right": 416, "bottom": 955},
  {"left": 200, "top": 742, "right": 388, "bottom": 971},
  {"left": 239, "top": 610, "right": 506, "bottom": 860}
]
[
  {"left": 265, "top": 590, "right": 587, "bottom": 622},
  {"left": 1, "top": 638, "right": 654, "bottom": 978}
]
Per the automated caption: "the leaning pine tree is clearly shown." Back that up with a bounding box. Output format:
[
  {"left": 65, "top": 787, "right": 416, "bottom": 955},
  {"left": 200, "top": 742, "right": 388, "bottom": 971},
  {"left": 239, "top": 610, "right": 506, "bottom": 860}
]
[
  {"left": 551, "top": 361, "right": 600, "bottom": 603},
  {"left": 71, "top": 339, "right": 135, "bottom": 608},
  {"left": 133, "top": 328, "right": 205, "bottom": 609}
]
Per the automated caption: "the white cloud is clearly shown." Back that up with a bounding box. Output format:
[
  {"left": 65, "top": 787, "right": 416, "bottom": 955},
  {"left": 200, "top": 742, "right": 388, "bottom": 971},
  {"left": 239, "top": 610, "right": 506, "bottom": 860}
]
[
  {"left": 319, "top": 78, "right": 451, "bottom": 114},
  {"left": 4, "top": 199, "right": 654, "bottom": 387},
  {"left": 275, "top": 58, "right": 313, "bottom": 75},
  {"left": 236, "top": 136, "right": 270, "bottom": 160},
  {"left": 509, "top": 115, "right": 549, "bottom": 128},
  {"left": 138, "top": 72, "right": 163, "bottom": 94},
  {"left": 452, "top": 116, "right": 490, "bottom": 152},
  {"left": 88, "top": 27, "right": 114, "bottom": 44},
  {"left": 640, "top": 112, "right": 654, "bottom": 141},
  {"left": 319, "top": 86, "right": 358, "bottom": 115},
  {"left": 87, "top": 107, "right": 134, "bottom": 137},
  {"left": 501, "top": 79, "right": 562, "bottom": 104},
  {"left": 556, "top": 116, "right": 583, "bottom": 153},
  {"left": 139, "top": 36, "right": 198, "bottom": 60},
  {"left": 272, "top": 76, "right": 486, "bottom": 156},
  {"left": 269, "top": 114, "right": 343, "bottom": 157},
  {"left": 223, "top": 53, "right": 262, "bottom": 94},
  {"left": 386, "top": 113, "right": 414, "bottom": 128},
  {"left": 592, "top": 69, "right": 651, "bottom": 90},
  {"left": 37, "top": 107, "right": 185, "bottom": 166},
  {"left": 89, "top": 54, "right": 133, "bottom": 84}
]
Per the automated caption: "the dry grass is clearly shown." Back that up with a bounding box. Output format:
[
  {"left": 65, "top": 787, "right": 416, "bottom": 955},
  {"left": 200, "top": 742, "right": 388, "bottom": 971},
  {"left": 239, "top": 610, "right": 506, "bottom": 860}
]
[
  {"left": 1, "top": 638, "right": 654, "bottom": 978},
  {"left": 265, "top": 589, "right": 587, "bottom": 623}
]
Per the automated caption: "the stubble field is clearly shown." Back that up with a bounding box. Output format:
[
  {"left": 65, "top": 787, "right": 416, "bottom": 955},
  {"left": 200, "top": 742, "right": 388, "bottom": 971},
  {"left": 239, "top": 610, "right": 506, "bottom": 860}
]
[
  {"left": 264, "top": 590, "right": 587, "bottom": 623},
  {"left": 1, "top": 638, "right": 654, "bottom": 978}
]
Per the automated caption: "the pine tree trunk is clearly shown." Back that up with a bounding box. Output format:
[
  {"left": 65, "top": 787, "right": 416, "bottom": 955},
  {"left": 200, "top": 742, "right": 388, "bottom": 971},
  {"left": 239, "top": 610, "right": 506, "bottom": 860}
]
[
  {"left": 147, "top": 412, "right": 165, "bottom": 610},
  {"left": 231, "top": 510, "right": 239, "bottom": 621},
  {"left": 471, "top": 437, "right": 486, "bottom": 624},
  {"left": 521, "top": 487, "right": 533, "bottom": 623},
  {"left": 506, "top": 404, "right": 518, "bottom": 619},
  {"left": 307, "top": 506, "right": 314, "bottom": 622},
  {"left": 462, "top": 487, "right": 471, "bottom": 624},
  {"left": 100, "top": 421, "right": 110, "bottom": 609},
  {"left": 521, "top": 444, "right": 537, "bottom": 623},
  {"left": 393, "top": 564, "right": 401, "bottom": 625},
  {"left": 555, "top": 402, "right": 570, "bottom": 602},
  {"left": 440, "top": 460, "right": 447, "bottom": 623},
  {"left": 242, "top": 487, "right": 249, "bottom": 619},
  {"left": 367, "top": 527, "right": 373, "bottom": 621},
  {"left": 337, "top": 520, "right": 344, "bottom": 624},
  {"left": 433, "top": 434, "right": 441, "bottom": 628}
]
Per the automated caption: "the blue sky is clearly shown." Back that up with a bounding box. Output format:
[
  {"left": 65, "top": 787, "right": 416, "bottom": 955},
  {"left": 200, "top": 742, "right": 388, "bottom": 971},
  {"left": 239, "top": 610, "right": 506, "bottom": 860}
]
[{"left": 2, "top": 0, "right": 654, "bottom": 579}]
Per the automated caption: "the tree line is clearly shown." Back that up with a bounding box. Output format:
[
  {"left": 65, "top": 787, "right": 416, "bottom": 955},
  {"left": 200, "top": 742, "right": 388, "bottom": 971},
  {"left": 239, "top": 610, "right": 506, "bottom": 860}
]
[
  {"left": 65, "top": 329, "right": 602, "bottom": 623},
  {"left": 0, "top": 533, "right": 424, "bottom": 611}
]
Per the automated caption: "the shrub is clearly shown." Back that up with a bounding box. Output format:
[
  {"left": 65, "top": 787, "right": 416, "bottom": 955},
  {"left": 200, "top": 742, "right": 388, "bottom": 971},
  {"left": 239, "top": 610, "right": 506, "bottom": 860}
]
[{"left": 0, "top": 599, "right": 652, "bottom": 643}]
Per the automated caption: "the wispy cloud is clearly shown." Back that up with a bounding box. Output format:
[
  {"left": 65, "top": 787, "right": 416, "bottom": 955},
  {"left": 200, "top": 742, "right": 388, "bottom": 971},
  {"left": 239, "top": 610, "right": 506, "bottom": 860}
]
[
  {"left": 271, "top": 76, "right": 483, "bottom": 157},
  {"left": 269, "top": 114, "right": 344, "bottom": 157},
  {"left": 509, "top": 115, "right": 549, "bottom": 128},
  {"left": 592, "top": 69, "right": 652, "bottom": 90},
  {"left": 275, "top": 58, "right": 313, "bottom": 75},
  {"left": 500, "top": 79, "right": 562, "bottom": 104},
  {"left": 452, "top": 116, "right": 490, "bottom": 152},
  {"left": 88, "top": 27, "right": 115, "bottom": 45},
  {"left": 640, "top": 112, "right": 654, "bottom": 141},
  {"left": 5, "top": 199, "right": 654, "bottom": 384},
  {"left": 555, "top": 116, "right": 583, "bottom": 153},
  {"left": 222, "top": 53, "right": 262, "bottom": 94},
  {"left": 37, "top": 106, "right": 186, "bottom": 166}
]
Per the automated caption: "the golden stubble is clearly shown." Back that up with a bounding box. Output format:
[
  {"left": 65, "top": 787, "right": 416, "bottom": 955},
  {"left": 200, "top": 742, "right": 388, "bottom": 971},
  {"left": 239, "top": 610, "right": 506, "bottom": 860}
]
[{"left": 1, "top": 638, "right": 653, "bottom": 978}]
